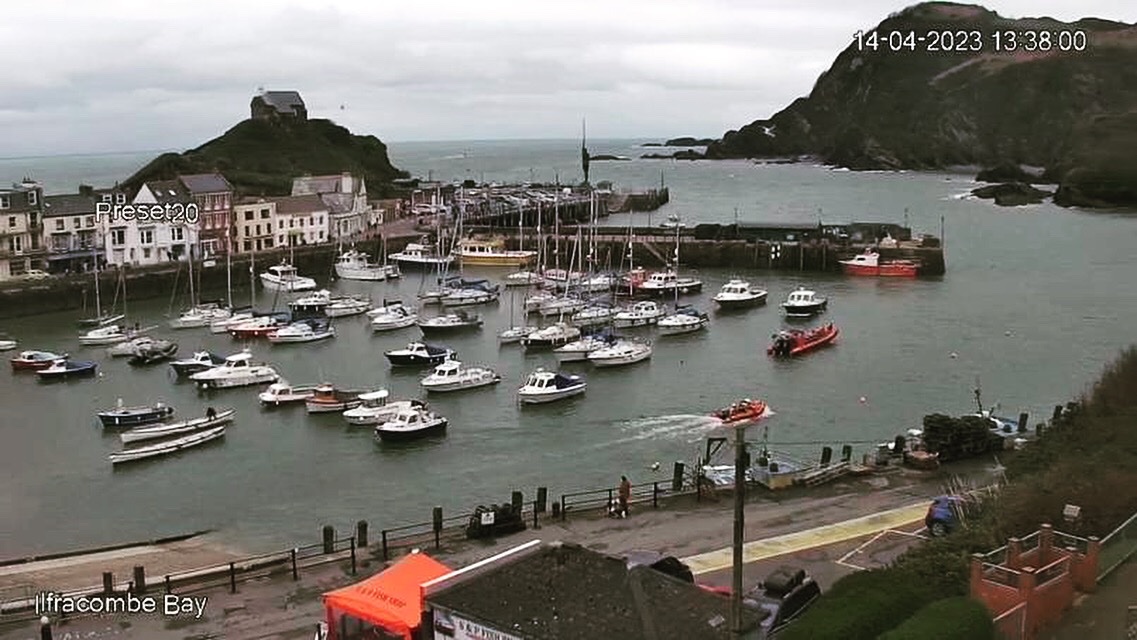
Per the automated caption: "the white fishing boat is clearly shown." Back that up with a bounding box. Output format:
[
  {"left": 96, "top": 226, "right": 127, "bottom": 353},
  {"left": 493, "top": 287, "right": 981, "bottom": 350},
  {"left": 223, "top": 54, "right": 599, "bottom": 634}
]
[
  {"left": 373, "top": 406, "right": 449, "bottom": 442},
  {"left": 781, "top": 287, "right": 828, "bottom": 317},
  {"left": 258, "top": 380, "right": 320, "bottom": 406},
  {"left": 420, "top": 360, "right": 501, "bottom": 393},
  {"left": 712, "top": 279, "right": 768, "bottom": 309},
  {"left": 169, "top": 351, "right": 226, "bottom": 377},
  {"left": 635, "top": 270, "right": 703, "bottom": 297},
  {"left": 613, "top": 301, "right": 666, "bottom": 328},
  {"left": 498, "top": 325, "right": 539, "bottom": 344},
  {"left": 517, "top": 368, "right": 587, "bottom": 404},
  {"left": 119, "top": 408, "right": 235, "bottom": 444},
  {"left": 553, "top": 332, "right": 618, "bottom": 363},
  {"left": 343, "top": 390, "right": 426, "bottom": 426},
  {"left": 334, "top": 250, "right": 400, "bottom": 281},
  {"left": 370, "top": 304, "right": 418, "bottom": 331},
  {"left": 521, "top": 322, "right": 581, "bottom": 350},
  {"left": 268, "top": 318, "right": 335, "bottom": 344},
  {"left": 657, "top": 305, "right": 710, "bottom": 335},
  {"left": 260, "top": 262, "right": 317, "bottom": 292},
  {"left": 325, "top": 295, "right": 371, "bottom": 318},
  {"left": 389, "top": 242, "right": 453, "bottom": 269},
  {"left": 588, "top": 339, "right": 653, "bottom": 367},
  {"left": 305, "top": 384, "right": 366, "bottom": 413},
  {"left": 190, "top": 350, "right": 279, "bottom": 389},
  {"left": 109, "top": 425, "right": 226, "bottom": 464}
]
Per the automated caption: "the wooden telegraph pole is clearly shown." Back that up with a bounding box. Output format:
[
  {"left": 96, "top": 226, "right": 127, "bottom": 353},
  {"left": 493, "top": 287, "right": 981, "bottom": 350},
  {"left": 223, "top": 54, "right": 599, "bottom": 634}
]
[{"left": 731, "top": 420, "right": 746, "bottom": 635}]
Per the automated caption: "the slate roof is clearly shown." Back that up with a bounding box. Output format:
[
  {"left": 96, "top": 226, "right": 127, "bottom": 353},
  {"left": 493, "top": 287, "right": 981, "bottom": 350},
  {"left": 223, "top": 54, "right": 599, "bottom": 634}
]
[
  {"left": 270, "top": 194, "right": 327, "bottom": 216},
  {"left": 143, "top": 180, "right": 192, "bottom": 205},
  {"left": 179, "top": 173, "right": 232, "bottom": 195},
  {"left": 260, "top": 91, "right": 305, "bottom": 115},
  {"left": 319, "top": 192, "right": 355, "bottom": 214},
  {"left": 43, "top": 194, "right": 97, "bottom": 217},
  {"left": 427, "top": 542, "right": 761, "bottom": 640},
  {"left": 292, "top": 174, "right": 353, "bottom": 196}
]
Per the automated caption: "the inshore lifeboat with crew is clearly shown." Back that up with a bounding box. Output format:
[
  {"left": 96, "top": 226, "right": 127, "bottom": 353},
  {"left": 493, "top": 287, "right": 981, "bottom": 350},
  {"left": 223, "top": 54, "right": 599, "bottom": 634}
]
[
  {"left": 767, "top": 323, "right": 839, "bottom": 357},
  {"left": 711, "top": 398, "right": 772, "bottom": 425}
]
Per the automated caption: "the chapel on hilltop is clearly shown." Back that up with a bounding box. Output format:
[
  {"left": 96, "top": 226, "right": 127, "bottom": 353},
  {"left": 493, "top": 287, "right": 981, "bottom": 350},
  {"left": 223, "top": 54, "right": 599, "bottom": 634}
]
[{"left": 250, "top": 90, "right": 307, "bottom": 121}]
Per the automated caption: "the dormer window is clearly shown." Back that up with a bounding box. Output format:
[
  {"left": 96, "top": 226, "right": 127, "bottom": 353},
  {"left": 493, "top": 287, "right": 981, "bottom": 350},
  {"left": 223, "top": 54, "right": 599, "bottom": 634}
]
[
  {"left": 28, "top": 191, "right": 37, "bottom": 205},
  {"left": 115, "top": 193, "right": 126, "bottom": 204},
  {"left": 0, "top": 196, "right": 9, "bottom": 209},
  {"left": 102, "top": 194, "right": 112, "bottom": 203}
]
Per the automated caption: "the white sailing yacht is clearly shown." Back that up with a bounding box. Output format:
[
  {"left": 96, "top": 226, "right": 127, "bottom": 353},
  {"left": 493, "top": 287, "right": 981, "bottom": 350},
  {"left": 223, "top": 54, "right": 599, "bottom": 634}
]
[
  {"left": 169, "top": 248, "right": 231, "bottom": 329},
  {"left": 77, "top": 249, "right": 124, "bottom": 327}
]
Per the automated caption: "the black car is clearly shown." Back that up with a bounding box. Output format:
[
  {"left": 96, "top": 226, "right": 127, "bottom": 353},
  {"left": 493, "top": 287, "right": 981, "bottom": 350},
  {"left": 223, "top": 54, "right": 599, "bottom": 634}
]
[{"left": 743, "top": 566, "right": 822, "bottom": 638}]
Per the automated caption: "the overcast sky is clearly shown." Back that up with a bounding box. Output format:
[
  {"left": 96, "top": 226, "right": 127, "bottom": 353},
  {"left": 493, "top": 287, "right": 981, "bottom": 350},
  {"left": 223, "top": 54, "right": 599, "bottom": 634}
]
[{"left": 1, "top": 0, "right": 1133, "bottom": 157}]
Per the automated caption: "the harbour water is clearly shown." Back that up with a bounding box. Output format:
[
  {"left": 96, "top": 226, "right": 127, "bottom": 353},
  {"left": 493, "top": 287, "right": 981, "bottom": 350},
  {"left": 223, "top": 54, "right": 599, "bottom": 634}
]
[{"left": 1, "top": 140, "right": 1135, "bottom": 558}]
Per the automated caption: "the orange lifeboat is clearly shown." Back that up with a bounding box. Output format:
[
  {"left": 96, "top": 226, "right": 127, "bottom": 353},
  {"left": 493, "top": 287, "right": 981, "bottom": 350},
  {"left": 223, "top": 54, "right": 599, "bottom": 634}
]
[{"left": 711, "top": 398, "right": 770, "bottom": 425}]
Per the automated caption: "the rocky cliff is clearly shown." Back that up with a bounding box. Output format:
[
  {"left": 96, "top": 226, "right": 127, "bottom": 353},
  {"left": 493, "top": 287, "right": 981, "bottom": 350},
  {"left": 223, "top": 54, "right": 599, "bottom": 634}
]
[
  {"left": 706, "top": 2, "right": 1137, "bottom": 206},
  {"left": 122, "top": 118, "right": 408, "bottom": 197}
]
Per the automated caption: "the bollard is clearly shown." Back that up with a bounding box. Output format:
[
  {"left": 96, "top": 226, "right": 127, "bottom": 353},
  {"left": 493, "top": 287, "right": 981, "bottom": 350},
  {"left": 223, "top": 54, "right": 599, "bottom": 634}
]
[
  {"left": 671, "top": 461, "right": 685, "bottom": 491},
  {"left": 511, "top": 491, "right": 523, "bottom": 514},
  {"left": 1017, "top": 412, "right": 1029, "bottom": 434},
  {"left": 164, "top": 575, "right": 172, "bottom": 594},
  {"left": 291, "top": 548, "right": 299, "bottom": 581},
  {"left": 381, "top": 530, "right": 389, "bottom": 561},
  {"left": 652, "top": 482, "right": 659, "bottom": 508},
  {"left": 40, "top": 616, "right": 52, "bottom": 640},
  {"left": 552, "top": 501, "right": 561, "bottom": 519},
  {"left": 356, "top": 520, "right": 369, "bottom": 548},
  {"left": 1052, "top": 404, "right": 1064, "bottom": 424},
  {"left": 102, "top": 572, "right": 114, "bottom": 596},
  {"left": 322, "top": 525, "right": 335, "bottom": 554},
  {"left": 433, "top": 506, "right": 443, "bottom": 549},
  {"left": 536, "top": 487, "right": 548, "bottom": 513},
  {"left": 841, "top": 444, "right": 852, "bottom": 463},
  {"left": 559, "top": 495, "right": 567, "bottom": 520},
  {"left": 350, "top": 536, "right": 357, "bottom": 576},
  {"left": 820, "top": 446, "right": 833, "bottom": 467},
  {"left": 133, "top": 565, "right": 146, "bottom": 595},
  {"left": 228, "top": 562, "right": 237, "bottom": 594}
]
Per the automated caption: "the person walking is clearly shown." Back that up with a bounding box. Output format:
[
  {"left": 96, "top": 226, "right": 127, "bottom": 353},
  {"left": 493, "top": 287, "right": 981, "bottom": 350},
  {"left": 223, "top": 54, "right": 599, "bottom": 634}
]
[{"left": 618, "top": 475, "right": 632, "bottom": 518}]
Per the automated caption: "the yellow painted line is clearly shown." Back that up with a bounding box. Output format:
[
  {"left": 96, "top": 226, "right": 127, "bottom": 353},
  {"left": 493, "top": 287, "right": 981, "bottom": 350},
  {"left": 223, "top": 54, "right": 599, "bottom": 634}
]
[{"left": 682, "top": 501, "right": 928, "bottom": 575}]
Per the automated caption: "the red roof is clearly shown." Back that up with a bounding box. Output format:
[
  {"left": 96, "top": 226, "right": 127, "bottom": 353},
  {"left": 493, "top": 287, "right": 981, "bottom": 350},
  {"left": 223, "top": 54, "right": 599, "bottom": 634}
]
[{"left": 323, "top": 552, "right": 451, "bottom": 640}]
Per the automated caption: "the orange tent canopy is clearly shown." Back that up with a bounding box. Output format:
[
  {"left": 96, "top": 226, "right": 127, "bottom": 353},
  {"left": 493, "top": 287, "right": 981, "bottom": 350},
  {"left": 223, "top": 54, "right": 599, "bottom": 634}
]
[{"left": 323, "top": 552, "right": 452, "bottom": 640}]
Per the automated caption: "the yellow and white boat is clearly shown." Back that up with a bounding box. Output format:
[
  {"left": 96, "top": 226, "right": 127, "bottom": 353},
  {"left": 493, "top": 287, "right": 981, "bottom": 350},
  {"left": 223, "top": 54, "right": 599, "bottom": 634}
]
[{"left": 455, "top": 237, "right": 537, "bottom": 267}]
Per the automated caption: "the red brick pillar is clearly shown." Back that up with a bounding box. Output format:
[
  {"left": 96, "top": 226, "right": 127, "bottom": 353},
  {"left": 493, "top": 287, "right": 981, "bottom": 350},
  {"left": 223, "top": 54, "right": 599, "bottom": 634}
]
[
  {"left": 1019, "top": 567, "right": 1039, "bottom": 639},
  {"left": 970, "top": 553, "right": 985, "bottom": 601},
  {"left": 1007, "top": 537, "right": 1023, "bottom": 570},
  {"left": 1039, "top": 524, "right": 1054, "bottom": 565},
  {"left": 1073, "top": 537, "right": 1101, "bottom": 593}
]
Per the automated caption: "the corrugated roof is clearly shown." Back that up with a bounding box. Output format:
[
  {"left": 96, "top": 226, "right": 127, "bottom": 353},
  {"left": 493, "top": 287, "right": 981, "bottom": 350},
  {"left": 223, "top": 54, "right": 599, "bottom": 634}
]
[
  {"left": 179, "top": 173, "right": 232, "bottom": 194},
  {"left": 270, "top": 194, "right": 327, "bottom": 216},
  {"left": 428, "top": 542, "right": 759, "bottom": 639}
]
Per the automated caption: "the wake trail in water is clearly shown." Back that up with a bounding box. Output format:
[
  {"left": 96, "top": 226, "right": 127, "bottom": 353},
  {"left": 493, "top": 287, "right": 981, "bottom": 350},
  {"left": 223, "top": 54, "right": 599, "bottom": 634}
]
[{"left": 593, "top": 414, "right": 725, "bottom": 448}]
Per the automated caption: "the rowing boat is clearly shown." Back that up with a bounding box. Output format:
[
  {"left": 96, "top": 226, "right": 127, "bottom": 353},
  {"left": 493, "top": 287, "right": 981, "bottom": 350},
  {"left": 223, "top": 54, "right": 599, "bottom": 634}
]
[
  {"left": 109, "top": 425, "right": 227, "bottom": 464},
  {"left": 119, "top": 408, "right": 235, "bottom": 444}
]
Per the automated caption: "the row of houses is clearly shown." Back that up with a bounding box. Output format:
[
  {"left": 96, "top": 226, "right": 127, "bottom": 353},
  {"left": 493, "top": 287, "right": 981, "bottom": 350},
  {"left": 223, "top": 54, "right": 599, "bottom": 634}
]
[{"left": 0, "top": 172, "right": 398, "bottom": 280}]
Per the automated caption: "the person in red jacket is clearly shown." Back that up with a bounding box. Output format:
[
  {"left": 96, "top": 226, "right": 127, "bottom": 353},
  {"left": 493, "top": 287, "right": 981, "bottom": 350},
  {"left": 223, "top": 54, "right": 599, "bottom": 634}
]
[{"left": 618, "top": 476, "right": 632, "bottom": 518}]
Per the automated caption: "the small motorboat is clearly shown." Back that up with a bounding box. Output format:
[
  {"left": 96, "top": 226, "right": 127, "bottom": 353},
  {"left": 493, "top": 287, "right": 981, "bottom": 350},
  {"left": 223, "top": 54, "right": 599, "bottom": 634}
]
[
  {"left": 839, "top": 249, "right": 919, "bottom": 277},
  {"left": 517, "top": 368, "right": 587, "bottom": 404},
  {"left": 343, "top": 390, "right": 425, "bottom": 426},
  {"left": 587, "top": 339, "right": 653, "bottom": 368},
  {"left": 635, "top": 270, "right": 703, "bottom": 297},
  {"left": 369, "top": 301, "right": 418, "bottom": 331},
  {"left": 503, "top": 270, "right": 543, "bottom": 287},
  {"left": 389, "top": 242, "right": 453, "bottom": 270},
  {"left": 767, "top": 323, "right": 840, "bottom": 357},
  {"left": 288, "top": 290, "right": 330, "bottom": 317},
  {"left": 127, "top": 339, "right": 178, "bottom": 366},
  {"left": 613, "top": 301, "right": 666, "bottom": 328},
  {"left": 420, "top": 360, "right": 501, "bottom": 393},
  {"left": 710, "top": 398, "right": 771, "bottom": 425},
  {"left": 713, "top": 279, "right": 768, "bottom": 309},
  {"left": 108, "top": 425, "right": 226, "bottom": 464},
  {"left": 260, "top": 261, "right": 317, "bottom": 292},
  {"left": 169, "top": 304, "right": 231, "bottom": 329},
  {"left": 0, "top": 333, "right": 17, "bottom": 351},
  {"left": 325, "top": 295, "right": 371, "bottom": 318},
  {"left": 305, "top": 384, "right": 366, "bottom": 413},
  {"left": 190, "top": 350, "right": 280, "bottom": 389},
  {"left": 335, "top": 249, "right": 400, "bottom": 281},
  {"left": 570, "top": 304, "right": 617, "bottom": 327},
  {"left": 229, "top": 313, "right": 291, "bottom": 339},
  {"left": 521, "top": 322, "right": 581, "bottom": 350},
  {"left": 170, "top": 351, "right": 226, "bottom": 378},
  {"left": 780, "top": 287, "right": 828, "bottom": 317},
  {"left": 657, "top": 305, "right": 709, "bottom": 336},
  {"left": 268, "top": 318, "right": 335, "bottom": 344},
  {"left": 417, "top": 311, "right": 483, "bottom": 335},
  {"left": 373, "top": 406, "right": 449, "bottom": 442},
  {"left": 258, "top": 380, "right": 320, "bottom": 406},
  {"left": 106, "top": 336, "right": 156, "bottom": 358},
  {"left": 98, "top": 400, "right": 176, "bottom": 428},
  {"left": 537, "top": 296, "right": 587, "bottom": 318},
  {"left": 10, "top": 350, "right": 66, "bottom": 371},
  {"left": 498, "top": 325, "right": 539, "bottom": 344},
  {"left": 439, "top": 284, "right": 501, "bottom": 308},
  {"left": 78, "top": 324, "right": 130, "bottom": 346},
  {"left": 120, "top": 408, "right": 235, "bottom": 444},
  {"left": 384, "top": 342, "right": 456, "bottom": 367},
  {"left": 210, "top": 309, "right": 254, "bottom": 334},
  {"left": 36, "top": 358, "right": 98, "bottom": 380}
]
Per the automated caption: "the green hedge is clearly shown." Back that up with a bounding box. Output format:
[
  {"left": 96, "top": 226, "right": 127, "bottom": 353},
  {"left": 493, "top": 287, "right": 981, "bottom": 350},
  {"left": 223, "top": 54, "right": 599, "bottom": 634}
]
[
  {"left": 776, "top": 569, "right": 930, "bottom": 640},
  {"left": 878, "top": 596, "right": 995, "bottom": 640}
]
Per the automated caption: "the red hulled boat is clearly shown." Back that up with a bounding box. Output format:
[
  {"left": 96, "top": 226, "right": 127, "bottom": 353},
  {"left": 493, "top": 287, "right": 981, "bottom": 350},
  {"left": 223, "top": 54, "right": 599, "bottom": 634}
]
[
  {"left": 711, "top": 398, "right": 771, "bottom": 425},
  {"left": 767, "top": 323, "right": 839, "bottom": 357},
  {"left": 838, "top": 250, "right": 919, "bottom": 277},
  {"left": 10, "top": 350, "right": 67, "bottom": 371}
]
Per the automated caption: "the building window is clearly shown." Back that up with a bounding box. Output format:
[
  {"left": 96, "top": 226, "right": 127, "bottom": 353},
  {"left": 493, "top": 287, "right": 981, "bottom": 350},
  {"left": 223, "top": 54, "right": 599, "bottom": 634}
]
[
  {"left": 73, "top": 217, "right": 81, "bottom": 229},
  {"left": 8, "top": 236, "right": 22, "bottom": 253},
  {"left": 111, "top": 228, "right": 126, "bottom": 246},
  {"left": 260, "top": 208, "right": 270, "bottom": 218},
  {"left": 139, "top": 228, "right": 154, "bottom": 245},
  {"left": 264, "top": 238, "right": 273, "bottom": 248},
  {"left": 55, "top": 219, "right": 65, "bottom": 231},
  {"left": 171, "top": 227, "right": 184, "bottom": 241},
  {"left": 255, "top": 224, "right": 261, "bottom": 235},
  {"left": 244, "top": 211, "right": 254, "bottom": 221},
  {"left": 0, "top": 196, "right": 9, "bottom": 209},
  {"left": 243, "top": 240, "right": 252, "bottom": 252},
  {"left": 143, "top": 248, "right": 152, "bottom": 259},
  {"left": 115, "top": 193, "right": 126, "bottom": 204},
  {"left": 86, "top": 216, "right": 95, "bottom": 228},
  {"left": 278, "top": 221, "right": 284, "bottom": 229},
  {"left": 7, "top": 216, "right": 14, "bottom": 227},
  {"left": 319, "top": 231, "right": 325, "bottom": 241},
  {"left": 244, "top": 226, "right": 251, "bottom": 237},
  {"left": 318, "top": 216, "right": 323, "bottom": 225}
]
